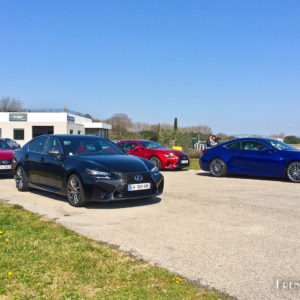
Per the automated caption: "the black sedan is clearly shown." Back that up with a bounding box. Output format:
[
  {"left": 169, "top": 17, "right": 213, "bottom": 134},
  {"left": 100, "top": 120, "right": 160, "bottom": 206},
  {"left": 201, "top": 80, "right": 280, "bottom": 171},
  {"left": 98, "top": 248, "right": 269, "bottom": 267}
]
[{"left": 13, "top": 135, "right": 164, "bottom": 207}]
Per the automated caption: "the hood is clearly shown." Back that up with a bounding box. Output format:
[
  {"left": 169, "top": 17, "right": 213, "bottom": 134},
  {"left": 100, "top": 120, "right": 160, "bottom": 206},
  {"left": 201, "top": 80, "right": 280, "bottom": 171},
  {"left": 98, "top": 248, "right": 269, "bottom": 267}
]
[
  {"left": 0, "top": 150, "right": 14, "bottom": 159},
  {"left": 76, "top": 154, "right": 151, "bottom": 173},
  {"left": 155, "top": 148, "right": 187, "bottom": 156}
]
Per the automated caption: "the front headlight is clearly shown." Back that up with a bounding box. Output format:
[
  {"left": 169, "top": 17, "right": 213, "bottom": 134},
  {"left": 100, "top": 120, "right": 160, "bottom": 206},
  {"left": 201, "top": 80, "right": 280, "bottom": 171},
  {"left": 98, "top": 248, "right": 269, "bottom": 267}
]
[
  {"left": 163, "top": 154, "right": 173, "bottom": 158},
  {"left": 86, "top": 169, "right": 111, "bottom": 178}
]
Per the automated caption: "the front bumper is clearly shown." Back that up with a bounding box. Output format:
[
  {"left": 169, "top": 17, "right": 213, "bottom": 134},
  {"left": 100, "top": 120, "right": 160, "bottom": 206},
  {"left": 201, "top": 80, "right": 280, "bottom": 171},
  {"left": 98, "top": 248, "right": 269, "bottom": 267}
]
[
  {"left": 163, "top": 155, "right": 190, "bottom": 169},
  {"left": 83, "top": 171, "right": 164, "bottom": 202}
]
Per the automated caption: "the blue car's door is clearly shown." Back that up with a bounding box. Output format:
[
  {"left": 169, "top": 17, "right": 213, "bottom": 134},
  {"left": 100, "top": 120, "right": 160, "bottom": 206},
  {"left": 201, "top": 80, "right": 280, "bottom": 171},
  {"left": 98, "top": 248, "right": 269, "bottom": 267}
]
[{"left": 237, "top": 140, "right": 282, "bottom": 176}]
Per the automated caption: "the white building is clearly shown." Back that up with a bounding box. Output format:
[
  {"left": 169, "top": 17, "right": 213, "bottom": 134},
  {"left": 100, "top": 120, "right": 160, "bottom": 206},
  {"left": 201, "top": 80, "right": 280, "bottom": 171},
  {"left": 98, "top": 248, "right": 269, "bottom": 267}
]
[{"left": 0, "top": 109, "right": 112, "bottom": 146}]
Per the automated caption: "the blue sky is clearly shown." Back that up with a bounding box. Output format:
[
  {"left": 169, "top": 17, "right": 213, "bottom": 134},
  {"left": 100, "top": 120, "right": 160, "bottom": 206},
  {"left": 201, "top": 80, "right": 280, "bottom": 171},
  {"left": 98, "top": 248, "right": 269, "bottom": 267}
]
[{"left": 1, "top": 0, "right": 299, "bottom": 135}]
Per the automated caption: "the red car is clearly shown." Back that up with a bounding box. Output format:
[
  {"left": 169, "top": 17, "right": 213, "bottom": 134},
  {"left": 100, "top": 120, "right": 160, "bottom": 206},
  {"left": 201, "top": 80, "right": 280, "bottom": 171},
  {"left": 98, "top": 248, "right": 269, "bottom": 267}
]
[
  {"left": 116, "top": 139, "right": 189, "bottom": 170},
  {"left": 0, "top": 139, "right": 14, "bottom": 176}
]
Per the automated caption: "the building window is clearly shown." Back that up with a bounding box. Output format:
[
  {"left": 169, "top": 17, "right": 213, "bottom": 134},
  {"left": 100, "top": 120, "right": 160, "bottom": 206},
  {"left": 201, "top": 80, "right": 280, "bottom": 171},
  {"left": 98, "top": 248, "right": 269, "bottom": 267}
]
[
  {"left": 14, "top": 129, "right": 24, "bottom": 140},
  {"left": 78, "top": 130, "right": 81, "bottom": 134},
  {"left": 0, "top": 128, "right": 2, "bottom": 138},
  {"left": 70, "top": 129, "right": 73, "bottom": 134}
]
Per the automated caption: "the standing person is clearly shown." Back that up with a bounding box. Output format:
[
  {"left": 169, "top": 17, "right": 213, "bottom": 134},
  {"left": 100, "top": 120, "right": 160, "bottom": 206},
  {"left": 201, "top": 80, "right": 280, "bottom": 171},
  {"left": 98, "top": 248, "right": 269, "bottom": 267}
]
[
  {"left": 206, "top": 134, "right": 213, "bottom": 147},
  {"left": 211, "top": 135, "right": 218, "bottom": 146}
]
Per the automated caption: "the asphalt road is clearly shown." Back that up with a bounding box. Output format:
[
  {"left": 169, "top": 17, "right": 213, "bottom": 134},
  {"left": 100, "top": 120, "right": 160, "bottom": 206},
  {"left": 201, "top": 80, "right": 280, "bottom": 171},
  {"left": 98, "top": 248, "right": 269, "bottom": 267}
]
[{"left": 1, "top": 170, "right": 300, "bottom": 300}]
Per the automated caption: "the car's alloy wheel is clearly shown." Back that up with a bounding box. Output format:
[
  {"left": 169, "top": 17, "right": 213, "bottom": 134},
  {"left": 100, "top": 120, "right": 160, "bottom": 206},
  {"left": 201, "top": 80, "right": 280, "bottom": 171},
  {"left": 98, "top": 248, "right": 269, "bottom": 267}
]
[
  {"left": 16, "top": 166, "right": 28, "bottom": 191},
  {"left": 150, "top": 156, "right": 162, "bottom": 170},
  {"left": 209, "top": 158, "right": 227, "bottom": 177},
  {"left": 67, "top": 174, "right": 87, "bottom": 207},
  {"left": 287, "top": 161, "right": 300, "bottom": 183}
]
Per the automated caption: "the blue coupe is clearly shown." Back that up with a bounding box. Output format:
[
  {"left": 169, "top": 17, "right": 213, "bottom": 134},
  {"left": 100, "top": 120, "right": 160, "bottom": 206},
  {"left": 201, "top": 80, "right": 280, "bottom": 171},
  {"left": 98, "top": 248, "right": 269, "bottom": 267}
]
[{"left": 199, "top": 138, "right": 300, "bottom": 182}]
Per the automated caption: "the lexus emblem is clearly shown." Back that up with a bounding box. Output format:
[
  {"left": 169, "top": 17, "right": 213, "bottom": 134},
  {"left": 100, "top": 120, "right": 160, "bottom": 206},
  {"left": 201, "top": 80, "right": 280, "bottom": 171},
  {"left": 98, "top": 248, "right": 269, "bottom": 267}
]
[{"left": 134, "top": 175, "right": 143, "bottom": 182}]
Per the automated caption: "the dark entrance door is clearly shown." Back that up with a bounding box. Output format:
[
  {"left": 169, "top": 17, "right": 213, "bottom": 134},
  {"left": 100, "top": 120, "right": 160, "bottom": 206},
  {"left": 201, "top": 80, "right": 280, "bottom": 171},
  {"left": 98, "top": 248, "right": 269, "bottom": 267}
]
[{"left": 32, "top": 126, "right": 54, "bottom": 138}]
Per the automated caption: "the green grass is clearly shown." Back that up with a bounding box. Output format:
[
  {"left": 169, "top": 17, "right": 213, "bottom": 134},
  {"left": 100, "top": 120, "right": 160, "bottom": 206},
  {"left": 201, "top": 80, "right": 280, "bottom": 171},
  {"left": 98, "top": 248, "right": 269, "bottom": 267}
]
[
  {"left": 186, "top": 158, "right": 201, "bottom": 170},
  {"left": 0, "top": 202, "right": 227, "bottom": 300}
]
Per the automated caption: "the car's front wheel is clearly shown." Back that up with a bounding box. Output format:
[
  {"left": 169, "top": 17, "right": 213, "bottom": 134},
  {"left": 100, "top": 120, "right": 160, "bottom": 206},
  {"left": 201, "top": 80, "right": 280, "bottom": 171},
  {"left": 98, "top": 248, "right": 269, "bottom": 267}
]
[
  {"left": 150, "top": 156, "right": 162, "bottom": 170},
  {"left": 67, "top": 174, "right": 87, "bottom": 207},
  {"left": 15, "top": 166, "right": 29, "bottom": 191},
  {"left": 286, "top": 161, "right": 300, "bottom": 183},
  {"left": 209, "top": 158, "right": 227, "bottom": 177}
]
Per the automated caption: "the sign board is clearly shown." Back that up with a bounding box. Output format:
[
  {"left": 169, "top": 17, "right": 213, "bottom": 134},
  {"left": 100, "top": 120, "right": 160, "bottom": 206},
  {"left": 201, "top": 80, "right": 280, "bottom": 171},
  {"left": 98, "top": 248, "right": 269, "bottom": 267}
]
[
  {"left": 9, "top": 113, "right": 27, "bottom": 121},
  {"left": 67, "top": 115, "right": 75, "bottom": 123}
]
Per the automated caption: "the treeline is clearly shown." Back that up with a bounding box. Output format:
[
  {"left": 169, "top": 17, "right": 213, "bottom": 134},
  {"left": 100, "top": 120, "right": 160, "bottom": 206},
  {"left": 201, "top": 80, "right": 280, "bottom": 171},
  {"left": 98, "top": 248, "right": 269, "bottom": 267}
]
[{"left": 104, "top": 113, "right": 232, "bottom": 151}]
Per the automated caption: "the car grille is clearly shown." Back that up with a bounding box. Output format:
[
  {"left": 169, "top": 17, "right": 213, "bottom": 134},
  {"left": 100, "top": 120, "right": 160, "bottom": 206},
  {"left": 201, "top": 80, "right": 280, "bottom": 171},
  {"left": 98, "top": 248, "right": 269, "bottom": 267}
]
[
  {"left": 115, "top": 172, "right": 156, "bottom": 198},
  {"left": 176, "top": 155, "right": 189, "bottom": 167},
  {"left": 0, "top": 159, "right": 12, "bottom": 165}
]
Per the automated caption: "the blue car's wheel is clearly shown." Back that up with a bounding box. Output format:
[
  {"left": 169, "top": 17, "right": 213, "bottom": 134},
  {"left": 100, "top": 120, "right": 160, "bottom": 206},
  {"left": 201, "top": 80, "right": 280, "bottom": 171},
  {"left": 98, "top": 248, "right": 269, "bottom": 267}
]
[
  {"left": 209, "top": 158, "right": 227, "bottom": 177},
  {"left": 287, "top": 161, "right": 300, "bottom": 183}
]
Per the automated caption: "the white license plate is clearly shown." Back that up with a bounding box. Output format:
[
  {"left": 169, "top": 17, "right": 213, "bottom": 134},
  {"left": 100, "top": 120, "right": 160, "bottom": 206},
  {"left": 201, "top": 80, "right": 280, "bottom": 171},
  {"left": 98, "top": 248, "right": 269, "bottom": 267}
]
[
  {"left": 128, "top": 183, "right": 151, "bottom": 191},
  {"left": 0, "top": 165, "right": 11, "bottom": 170},
  {"left": 181, "top": 160, "right": 189, "bottom": 164}
]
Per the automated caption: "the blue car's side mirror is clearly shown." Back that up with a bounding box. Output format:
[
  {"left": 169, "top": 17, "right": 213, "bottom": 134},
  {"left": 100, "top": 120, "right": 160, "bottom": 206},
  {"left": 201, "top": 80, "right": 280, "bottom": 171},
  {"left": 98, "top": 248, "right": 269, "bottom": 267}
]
[{"left": 260, "top": 146, "right": 272, "bottom": 152}]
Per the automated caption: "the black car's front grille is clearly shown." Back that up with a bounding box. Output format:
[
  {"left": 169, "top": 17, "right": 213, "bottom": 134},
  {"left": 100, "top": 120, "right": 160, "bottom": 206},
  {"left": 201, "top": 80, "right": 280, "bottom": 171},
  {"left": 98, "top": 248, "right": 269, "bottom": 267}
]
[
  {"left": 115, "top": 172, "right": 156, "bottom": 198},
  {"left": 0, "top": 159, "right": 12, "bottom": 165}
]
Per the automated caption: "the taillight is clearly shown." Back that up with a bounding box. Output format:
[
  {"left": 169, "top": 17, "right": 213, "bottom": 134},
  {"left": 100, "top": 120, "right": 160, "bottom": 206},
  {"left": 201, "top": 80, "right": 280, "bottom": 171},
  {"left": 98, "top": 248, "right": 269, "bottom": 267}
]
[{"left": 201, "top": 149, "right": 209, "bottom": 155}]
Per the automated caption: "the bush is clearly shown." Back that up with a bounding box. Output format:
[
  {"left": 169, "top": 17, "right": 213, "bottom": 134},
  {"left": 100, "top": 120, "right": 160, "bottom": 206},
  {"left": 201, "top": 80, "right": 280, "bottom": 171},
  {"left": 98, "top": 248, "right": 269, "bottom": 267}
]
[
  {"left": 284, "top": 136, "right": 300, "bottom": 144},
  {"left": 187, "top": 149, "right": 202, "bottom": 158}
]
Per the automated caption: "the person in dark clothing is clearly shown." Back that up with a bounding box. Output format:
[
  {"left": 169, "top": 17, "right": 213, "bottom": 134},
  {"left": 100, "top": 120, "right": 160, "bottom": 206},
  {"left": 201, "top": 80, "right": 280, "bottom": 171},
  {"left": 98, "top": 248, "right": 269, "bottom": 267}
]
[{"left": 206, "top": 134, "right": 213, "bottom": 147}]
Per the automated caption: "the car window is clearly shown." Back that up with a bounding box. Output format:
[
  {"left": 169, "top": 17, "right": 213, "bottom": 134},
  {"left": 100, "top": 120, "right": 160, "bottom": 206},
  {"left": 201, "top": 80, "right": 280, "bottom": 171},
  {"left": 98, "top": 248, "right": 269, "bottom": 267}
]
[
  {"left": 140, "top": 141, "right": 163, "bottom": 149},
  {"left": 117, "top": 142, "right": 124, "bottom": 149},
  {"left": 241, "top": 141, "right": 266, "bottom": 151},
  {"left": 124, "top": 142, "right": 139, "bottom": 149},
  {"left": 45, "top": 137, "right": 63, "bottom": 154},
  {"left": 29, "top": 136, "right": 48, "bottom": 153},
  {"left": 267, "top": 139, "right": 295, "bottom": 151},
  {"left": 226, "top": 142, "right": 240, "bottom": 150},
  {"left": 61, "top": 137, "right": 123, "bottom": 156},
  {"left": 0, "top": 140, "right": 10, "bottom": 150}
]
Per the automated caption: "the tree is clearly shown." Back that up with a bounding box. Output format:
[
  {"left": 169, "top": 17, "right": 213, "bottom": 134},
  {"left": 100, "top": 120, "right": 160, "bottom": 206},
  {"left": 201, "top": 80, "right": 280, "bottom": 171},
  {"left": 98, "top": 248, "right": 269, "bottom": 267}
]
[
  {"left": 105, "top": 113, "right": 132, "bottom": 139},
  {"left": 174, "top": 117, "right": 178, "bottom": 131},
  {"left": 284, "top": 136, "right": 300, "bottom": 144},
  {"left": 0, "top": 97, "right": 23, "bottom": 112}
]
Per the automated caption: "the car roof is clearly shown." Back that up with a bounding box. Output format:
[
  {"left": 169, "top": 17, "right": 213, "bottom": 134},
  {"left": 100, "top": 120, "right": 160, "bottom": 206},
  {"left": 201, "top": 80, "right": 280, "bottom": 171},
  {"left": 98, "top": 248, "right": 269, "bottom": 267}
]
[
  {"left": 33, "top": 134, "right": 106, "bottom": 139},
  {"left": 117, "top": 139, "right": 150, "bottom": 142},
  {"left": 223, "top": 137, "right": 276, "bottom": 144}
]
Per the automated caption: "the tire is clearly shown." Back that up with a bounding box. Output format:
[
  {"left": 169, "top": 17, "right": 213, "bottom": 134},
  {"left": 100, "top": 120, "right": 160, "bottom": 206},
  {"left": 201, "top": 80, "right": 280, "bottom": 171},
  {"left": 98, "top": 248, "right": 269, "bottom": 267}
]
[
  {"left": 209, "top": 158, "right": 227, "bottom": 177},
  {"left": 286, "top": 161, "right": 300, "bottom": 183},
  {"left": 150, "top": 156, "right": 162, "bottom": 170},
  {"left": 66, "top": 174, "right": 87, "bottom": 207},
  {"left": 15, "top": 166, "right": 29, "bottom": 191}
]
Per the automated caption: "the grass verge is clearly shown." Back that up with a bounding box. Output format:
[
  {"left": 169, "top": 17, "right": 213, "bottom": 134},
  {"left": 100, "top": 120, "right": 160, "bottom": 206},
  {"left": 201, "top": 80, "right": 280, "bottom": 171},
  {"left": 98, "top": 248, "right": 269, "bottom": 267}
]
[
  {"left": 187, "top": 158, "right": 201, "bottom": 170},
  {"left": 0, "top": 202, "right": 227, "bottom": 299}
]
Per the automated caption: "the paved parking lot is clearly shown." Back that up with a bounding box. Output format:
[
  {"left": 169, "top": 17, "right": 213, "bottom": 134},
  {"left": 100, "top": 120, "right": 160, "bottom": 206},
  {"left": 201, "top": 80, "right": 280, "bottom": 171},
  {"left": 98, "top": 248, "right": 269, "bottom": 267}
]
[{"left": 1, "top": 170, "right": 300, "bottom": 300}]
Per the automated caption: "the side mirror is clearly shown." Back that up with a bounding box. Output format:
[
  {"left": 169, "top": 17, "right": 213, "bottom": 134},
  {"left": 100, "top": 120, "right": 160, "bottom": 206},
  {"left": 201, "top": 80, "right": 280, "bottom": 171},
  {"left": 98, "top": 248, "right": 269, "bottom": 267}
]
[
  {"left": 134, "top": 146, "right": 142, "bottom": 152},
  {"left": 121, "top": 148, "right": 129, "bottom": 155},
  {"left": 260, "top": 146, "right": 272, "bottom": 152},
  {"left": 47, "top": 150, "right": 62, "bottom": 158}
]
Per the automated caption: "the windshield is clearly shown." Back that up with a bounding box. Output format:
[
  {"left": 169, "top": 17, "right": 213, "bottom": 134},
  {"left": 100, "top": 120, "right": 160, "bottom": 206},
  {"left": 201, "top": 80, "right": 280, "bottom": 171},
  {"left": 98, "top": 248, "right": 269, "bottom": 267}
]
[
  {"left": 60, "top": 137, "right": 123, "bottom": 156},
  {"left": 140, "top": 141, "right": 164, "bottom": 149},
  {"left": 267, "top": 139, "right": 296, "bottom": 151},
  {"left": 0, "top": 140, "right": 10, "bottom": 150}
]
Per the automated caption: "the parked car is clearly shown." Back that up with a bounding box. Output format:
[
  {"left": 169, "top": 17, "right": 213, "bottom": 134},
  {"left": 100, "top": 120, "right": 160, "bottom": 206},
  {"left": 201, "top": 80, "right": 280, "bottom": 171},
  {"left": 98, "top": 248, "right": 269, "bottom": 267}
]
[
  {"left": 200, "top": 138, "right": 300, "bottom": 182},
  {"left": 1, "top": 138, "right": 20, "bottom": 149},
  {"left": 116, "top": 139, "right": 190, "bottom": 170},
  {"left": 0, "top": 139, "right": 14, "bottom": 176},
  {"left": 13, "top": 135, "right": 164, "bottom": 206}
]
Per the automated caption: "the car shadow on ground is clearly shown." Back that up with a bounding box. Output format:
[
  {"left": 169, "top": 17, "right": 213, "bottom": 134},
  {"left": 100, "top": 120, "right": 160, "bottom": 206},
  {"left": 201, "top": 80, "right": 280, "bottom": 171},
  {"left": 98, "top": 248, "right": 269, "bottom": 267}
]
[
  {"left": 29, "top": 188, "right": 161, "bottom": 209},
  {"left": 196, "top": 172, "right": 288, "bottom": 183},
  {"left": 161, "top": 168, "right": 189, "bottom": 172}
]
